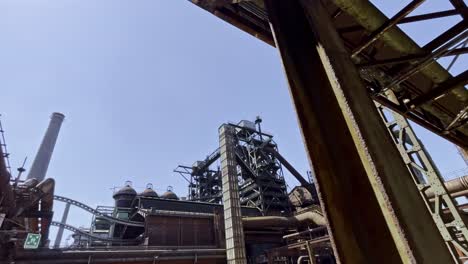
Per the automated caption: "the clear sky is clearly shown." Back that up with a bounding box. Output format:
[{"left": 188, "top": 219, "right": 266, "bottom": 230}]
[{"left": 0, "top": 0, "right": 466, "bottom": 246}]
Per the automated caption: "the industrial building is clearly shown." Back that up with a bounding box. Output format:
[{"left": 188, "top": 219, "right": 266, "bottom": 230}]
[
  {"left": 1, "top": 116, "right": 333, "bottom": 263},
  {"left": 1, "top": 0, "right": 468, "bottom": 263}
]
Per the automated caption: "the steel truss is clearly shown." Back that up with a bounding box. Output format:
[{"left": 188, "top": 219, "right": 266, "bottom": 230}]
[
  {"left": 190, "top": 0, "right": 468, "bottom": 147},
  {"left": 188, "top": 0, "right": 468, "bottom": 262},
  {"left": 376, "top": 90, "right": 468, "bottom": 259},
  {"left": 175, "top": 148, "right": 222, "bottom": 203},
  {"left": 176, "top": 120, "right": 301, "bottom": 216},
  {"left": 349, "top": 0, "right": 468, "bottom": 147}
]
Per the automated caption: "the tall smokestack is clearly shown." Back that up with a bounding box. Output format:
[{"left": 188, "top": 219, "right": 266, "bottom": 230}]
[{"left": 27, "top": 112, "right": 65, "bottom": 181}]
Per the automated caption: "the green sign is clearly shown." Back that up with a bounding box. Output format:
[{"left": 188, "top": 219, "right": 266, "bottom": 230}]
[{"left": 24, "top": 233, "right": 41, "bottom": 249}]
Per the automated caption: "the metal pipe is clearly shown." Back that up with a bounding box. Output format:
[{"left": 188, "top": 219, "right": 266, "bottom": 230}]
[
  {"left": 267, "top": 147, "right": 310, "bottom": 187},
  {"left": 54, "top": 202, "right": 71, "bottom": 248},
  {"left": 283, "top": 226, "right": 327, "bottom": 240},
  {"left": 27, "top": 112, "right": 65, "bottom": 181},
  {"left": 297, "top": 255, "right": 309, "bottom": 264},
  {"left": 437, "top": 189, "right": 468, "bottom": 200},
  {"left": 425, "top": 175, "right": 468, "bottom": 198},
  {"left": 243, "top": 209, "right": 327, "bottom": 229},
  {"left": 14, "top": 254, "right": 226, "bottom": 264}
]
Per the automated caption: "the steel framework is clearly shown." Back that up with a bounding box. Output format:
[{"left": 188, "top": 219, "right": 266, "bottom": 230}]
[
  {"left": 376, "top": 90, "right": 468, "bottom": 258},
  {"left": 176, "top": 120, "right": 294, "bottom": 216},
  {"left": 190, "top": 0, "right": 468, "bottom": 148},
  {"left": 189, "top": 0, "right": 468, "bottom": 262}
]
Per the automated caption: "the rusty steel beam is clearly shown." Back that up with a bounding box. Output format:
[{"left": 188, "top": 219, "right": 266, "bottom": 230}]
[
  {"left": 399, "top": 9, "right": 460, "bottom": 24},
  {"left": 423, "top": 20, "right": 467, "bottom": 52},
  {"left": 445, "top": 105, "right": 468, "bottom": 131},
  {"left": 264, "top": 0, "right": 455, "bottom": 262},
  {"left": 383, "top": 30, "right": 468, "bottom": 92},
  {"left": 332, "top": 0, "right": 468, "bottom": 144},
  {"left": 373, "top": 95, "right": 468, "bottom": 147},
  {"left": 339, "top": 9, "right": 460, "bottom": 33},
  {"left": 449, "top": 0, "right": 468, "bottom": 20},
  {"left": 410, "top": 69, "right": 468, "bottom": 109},
  {"left": 351, "top": 0, "right": 424, "bottom": 58},
  {"left": 359, "top": 47, "right": 468, "bottom": 68}
]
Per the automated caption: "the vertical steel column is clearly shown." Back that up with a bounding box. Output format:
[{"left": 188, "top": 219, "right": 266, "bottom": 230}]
[
  {"left": 306, "top": 242, "right": 316, "bottom": 264},
  {"left": 219, "top": 124, "right": 247, "bottom": 264},
  {"left": 376, "top": 90, "right": 468, "bottom": 258},
  {"left": 264, "top": 0, "right": 453, "bottom": 263},
  {"left": 54, "top": 202, "right": 71, "bottom": 248}
]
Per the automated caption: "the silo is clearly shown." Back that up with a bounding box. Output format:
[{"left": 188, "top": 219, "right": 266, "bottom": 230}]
[
  {"left": 26, "top": 112, "right": 65, "bottom": 181},
  {"left": 139, "top": 183, "right": 158, "bottom": 198},
  {"left": 113, "top": 181, "right": 137, "bottom": 208},
  {"left": 160, "top": 186, "right": 179, "bottom": 200}
]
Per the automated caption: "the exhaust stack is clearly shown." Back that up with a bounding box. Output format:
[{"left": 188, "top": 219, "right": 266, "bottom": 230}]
[{"left": 26, "top": 112, "right": 65, "bottom": 181}]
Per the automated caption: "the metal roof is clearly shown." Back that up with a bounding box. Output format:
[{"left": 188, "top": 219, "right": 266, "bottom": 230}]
[{"left": 189, "top": 0, "right": 468, "bottom": 147}]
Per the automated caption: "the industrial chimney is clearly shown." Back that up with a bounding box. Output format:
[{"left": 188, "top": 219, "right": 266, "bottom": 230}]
[{"left": 26, "top": 112, "right": 65, "bottom": 181}]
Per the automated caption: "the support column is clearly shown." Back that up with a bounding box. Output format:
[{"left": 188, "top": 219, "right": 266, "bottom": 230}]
[
  {"left": 54, "top": 202, "right": 70, "bottom": 248},
  {"left": 219, "top": 124, "right": 247, "bottom": 264},
  {"left": 264, "top": 0, "right": 453, "bottom": 263}
]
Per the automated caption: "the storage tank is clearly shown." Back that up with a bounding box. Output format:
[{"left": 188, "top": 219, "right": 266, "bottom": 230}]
[
  {"left": 139, "top": 183, "right": 158, "bottom": 198},
  {"left": 161, "top": 186, "right": 179, "bottom": 200},
  {"left": 113, "top": 181, "right": 137, "bottom": 208}
]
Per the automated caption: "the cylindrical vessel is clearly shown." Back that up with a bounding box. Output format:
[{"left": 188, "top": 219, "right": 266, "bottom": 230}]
[{"left": 113, "top": 182, "right": 137, "bottom": 208}]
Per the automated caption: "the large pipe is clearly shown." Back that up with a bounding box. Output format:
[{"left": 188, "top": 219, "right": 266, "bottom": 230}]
[
  {"left": 53, "top": 202, "right": 70, "bottom": 248},
  {"left": 242, "top": 209, "right": 327, "bottom": 229},
  {"left": 27, "top": 112, "right": 65, "bottom": 181},
  {"left": 267, "top": 147, "right": 310, "bottom": 186},
  {"left": 425, "top": 175, "right": 468, "bottom": 198}
]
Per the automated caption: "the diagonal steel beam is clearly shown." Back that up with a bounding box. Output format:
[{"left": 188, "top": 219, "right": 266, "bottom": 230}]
[
  {"left": 264, "top": 0, "right": 455, "bottom": 262},
  {"left": 449, "top": 0, "right": 468, "bottom": 20},
  {"left": 410, "top": 69, "right": 468, "bottom": 109},
  {"left": 351, "top": 0, "right": 424, "bottom": 58},
  {"left": 400, "top": 9, "right": 460, "bottom": 24}
]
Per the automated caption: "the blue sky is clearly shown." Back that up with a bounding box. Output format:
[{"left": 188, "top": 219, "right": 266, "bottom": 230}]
[{"left": 0, "top": 1, "right": 466, "bottom": 245}]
